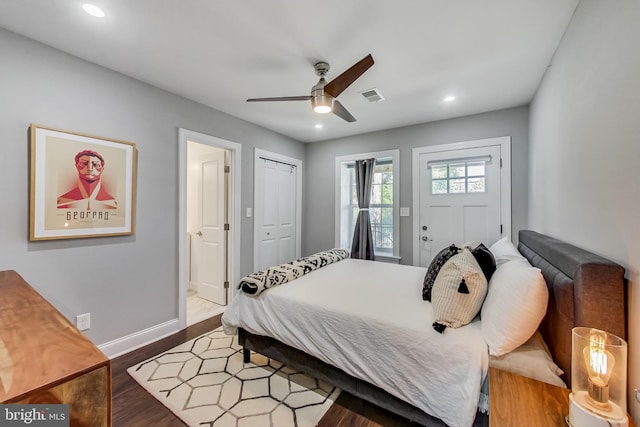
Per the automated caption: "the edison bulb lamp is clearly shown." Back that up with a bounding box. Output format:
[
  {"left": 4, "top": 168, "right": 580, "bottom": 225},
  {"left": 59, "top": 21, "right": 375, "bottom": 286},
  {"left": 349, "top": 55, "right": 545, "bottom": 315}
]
[{"left": 569, "top": 327, "right": 628, "bottom": 427}]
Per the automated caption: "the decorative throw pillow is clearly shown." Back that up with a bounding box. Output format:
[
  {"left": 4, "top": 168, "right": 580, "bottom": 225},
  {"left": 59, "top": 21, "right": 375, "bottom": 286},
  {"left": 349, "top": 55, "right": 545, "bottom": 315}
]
[
  {"left": 240, "top": 248, "right": 350, "bottom": 295},
  {"left": 431, "top": 248, "right": 488, "bottom": 333},
  {"left": 292, "top": 248, "right": 350, "bottom": 271},
  {"left": 239, "top": 263, "right": 305, "bottom": 295},
  {"left": 488, "top": 236, "right": 526, "bottom": 267},
  {"left": 422, "top": 244, "right": 460, "bottom": 301},
  {"left": 464, "top": 241, "right": 497, "bottom": 282},
  {"left": 481, "top": 258, "right": 549, "bottom": 356}
]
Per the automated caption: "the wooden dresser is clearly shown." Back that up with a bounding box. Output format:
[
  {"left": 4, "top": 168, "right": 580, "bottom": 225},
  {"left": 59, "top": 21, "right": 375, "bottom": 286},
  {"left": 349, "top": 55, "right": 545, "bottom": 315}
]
[{"left": 0, "top": 270, "right": 111, "bottom": 427}]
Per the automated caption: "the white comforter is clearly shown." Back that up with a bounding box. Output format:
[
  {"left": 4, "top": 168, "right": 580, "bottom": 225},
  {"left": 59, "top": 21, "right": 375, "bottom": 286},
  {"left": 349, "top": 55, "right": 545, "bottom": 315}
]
[{"left": 222, "top": 259, "right": 488, "bottom": 427}]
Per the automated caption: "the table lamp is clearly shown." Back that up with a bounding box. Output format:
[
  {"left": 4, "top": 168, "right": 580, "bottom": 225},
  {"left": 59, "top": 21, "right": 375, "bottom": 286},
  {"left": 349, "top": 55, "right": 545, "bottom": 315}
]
[{"left": 568, "top": 327, "right": 628, "bottom": 427}]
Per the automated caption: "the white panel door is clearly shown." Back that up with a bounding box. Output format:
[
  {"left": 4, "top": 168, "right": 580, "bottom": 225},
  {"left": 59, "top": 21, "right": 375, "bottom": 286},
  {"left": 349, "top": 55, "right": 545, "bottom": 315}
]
[
  {"left": 418, "top": 145, "right": 501, "bottom": 267},
  {"left": 196, "top": 149, "right": 226, "bottom": 304},
  {"left": 254, "top": 158, "right": 297, "bottom": 271},
  {"left": 256, "top": 159, "right": 278, "bottom": 270},
  {"left": 277, "top": 162, "right": 295, "bottom": 263}
]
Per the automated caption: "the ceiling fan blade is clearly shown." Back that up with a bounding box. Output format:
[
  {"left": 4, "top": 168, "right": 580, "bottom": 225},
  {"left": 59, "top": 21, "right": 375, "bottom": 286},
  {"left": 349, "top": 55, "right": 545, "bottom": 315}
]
[
  {"left": 324, "top": 54, "right": 374, "bottom": 98},
  {"left": 247, "top": 96, "right": 311, "bottom": 102},
  {"left": 332, "top": 100, "right": 356, "bottom": 122}
]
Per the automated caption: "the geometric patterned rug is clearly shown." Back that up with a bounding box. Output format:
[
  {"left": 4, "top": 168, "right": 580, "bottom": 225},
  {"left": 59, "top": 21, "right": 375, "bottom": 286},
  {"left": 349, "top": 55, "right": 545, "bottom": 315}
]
[{"left": 127, "top": 327, "right": 340, "bottom": 427}]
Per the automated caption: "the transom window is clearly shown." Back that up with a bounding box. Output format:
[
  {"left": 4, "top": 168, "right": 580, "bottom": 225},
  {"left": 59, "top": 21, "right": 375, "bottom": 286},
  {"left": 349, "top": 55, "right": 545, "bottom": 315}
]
[{"left": 431, "top": 160, "right": 486, "bottom": 194}]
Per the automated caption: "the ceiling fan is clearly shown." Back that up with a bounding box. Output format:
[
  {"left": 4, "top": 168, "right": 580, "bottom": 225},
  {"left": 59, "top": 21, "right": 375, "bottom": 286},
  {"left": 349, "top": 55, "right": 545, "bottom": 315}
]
[{"left": 246, "top": 54, "right": 374, "bottom": 122}]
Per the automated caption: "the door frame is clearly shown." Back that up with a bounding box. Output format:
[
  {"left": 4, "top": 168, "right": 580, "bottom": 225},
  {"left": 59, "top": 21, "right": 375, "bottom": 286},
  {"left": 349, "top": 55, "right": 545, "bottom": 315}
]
[
  {"left": 411, "top": 136, "right": 511, "bottom": 266},
  {"left": 178, "top": 128, "right": 242, "bottom": 330},
  {"left": 253, "top": 148, "right": 302, "bottom": 271}
]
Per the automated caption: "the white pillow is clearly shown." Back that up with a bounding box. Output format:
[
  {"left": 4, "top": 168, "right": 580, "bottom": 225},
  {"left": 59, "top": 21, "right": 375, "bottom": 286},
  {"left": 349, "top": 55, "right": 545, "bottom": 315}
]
[
  {"left": 488, "top": 236, "right": 526, "bottom": 267},
  {"left": 481, "top": 259, "right": 548, "bottom": 356},
  {"left": 489, "top": 331, "right": 566, "bottom": 388}
]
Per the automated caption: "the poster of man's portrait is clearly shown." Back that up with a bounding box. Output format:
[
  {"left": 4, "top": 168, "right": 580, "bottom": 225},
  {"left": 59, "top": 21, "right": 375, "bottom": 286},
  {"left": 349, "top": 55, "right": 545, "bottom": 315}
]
[{"left": 29, "top": 124, "right": 137, "bottom": 240}]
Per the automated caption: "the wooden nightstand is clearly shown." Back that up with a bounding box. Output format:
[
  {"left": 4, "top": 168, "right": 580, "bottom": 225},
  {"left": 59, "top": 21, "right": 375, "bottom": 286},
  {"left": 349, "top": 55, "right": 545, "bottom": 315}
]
[{"left": 489, "top": 367, "right": 637, "bottom": 427}]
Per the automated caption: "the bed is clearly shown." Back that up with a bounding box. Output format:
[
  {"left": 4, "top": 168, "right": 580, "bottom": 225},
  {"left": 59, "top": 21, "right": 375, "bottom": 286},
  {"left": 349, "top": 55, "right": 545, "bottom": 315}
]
[{"left": 221, "top": 230, "right": 627, "bottom": 426}]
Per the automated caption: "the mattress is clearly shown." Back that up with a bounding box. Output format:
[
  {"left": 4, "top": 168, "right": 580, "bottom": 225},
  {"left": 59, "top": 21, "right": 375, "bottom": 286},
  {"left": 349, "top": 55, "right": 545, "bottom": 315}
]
[{"left": 222, "top": 259, "right": 489, "bottom": 427}]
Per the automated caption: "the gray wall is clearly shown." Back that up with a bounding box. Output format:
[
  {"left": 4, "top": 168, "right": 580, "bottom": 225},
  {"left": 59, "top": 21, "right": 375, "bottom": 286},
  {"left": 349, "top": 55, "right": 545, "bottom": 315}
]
[
  {"left": 0, "top": 28, "right": 305, "bottom": 345},
  {"left": 528, "top": 0, "right": 640, "bottom": 421},
  {"left": 304, "top": 106, "right": 530, "bottom": 263}
]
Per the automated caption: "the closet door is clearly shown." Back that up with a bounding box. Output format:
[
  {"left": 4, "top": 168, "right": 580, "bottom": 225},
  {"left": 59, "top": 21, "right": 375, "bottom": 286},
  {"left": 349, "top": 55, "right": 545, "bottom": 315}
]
[{"left": 254, "top": 158, "right": 297, "bottom": 271}]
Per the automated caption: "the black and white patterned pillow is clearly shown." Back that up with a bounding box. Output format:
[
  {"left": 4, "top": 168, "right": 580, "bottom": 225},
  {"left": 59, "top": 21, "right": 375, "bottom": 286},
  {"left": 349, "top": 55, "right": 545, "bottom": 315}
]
[
  {"left": 422, "top": 244, "right": 460, "bottom": 301},
  {"left": 240, "top": 263, "right": 304, "bottom": 295},
  {"left": 240, "top": 248, "right": 350, "bottom": 295},
  {"left": 292, "top": 248, "right": 349, "bottom": 271}
]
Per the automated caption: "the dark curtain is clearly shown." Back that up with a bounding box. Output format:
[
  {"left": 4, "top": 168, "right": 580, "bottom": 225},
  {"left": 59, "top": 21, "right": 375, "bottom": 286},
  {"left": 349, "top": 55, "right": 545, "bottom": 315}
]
[{"left": 351, "top": 158, "right": 376, "bottom": 260}]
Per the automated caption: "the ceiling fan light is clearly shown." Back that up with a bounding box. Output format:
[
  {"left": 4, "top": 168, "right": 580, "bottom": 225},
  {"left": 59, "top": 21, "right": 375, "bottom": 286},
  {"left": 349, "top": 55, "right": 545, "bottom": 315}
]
[
  {"left": 314, "top": 105, "right": 332, "bottom": 114},
  {"left": 311, "top": 93, "right": 333, "bottom": 114},
  {"left": 311, "top": 80, "right": 333, "bottom": 114}
]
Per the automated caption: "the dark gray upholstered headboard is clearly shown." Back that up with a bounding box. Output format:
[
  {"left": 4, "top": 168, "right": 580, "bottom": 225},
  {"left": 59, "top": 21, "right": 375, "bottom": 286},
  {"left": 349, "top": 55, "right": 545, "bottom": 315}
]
[{"left": 517, "top": 230, "right": 626, "bottom": 385}]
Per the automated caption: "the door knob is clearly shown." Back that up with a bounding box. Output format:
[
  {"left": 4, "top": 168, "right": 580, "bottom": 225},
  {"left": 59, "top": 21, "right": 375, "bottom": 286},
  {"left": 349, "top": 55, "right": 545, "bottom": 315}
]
[
  {"left": 196, "top": 231, "right": 203, "bottom": 236},
  {"left": 422, "top": 236, "right": 432, "bottom": 241}
]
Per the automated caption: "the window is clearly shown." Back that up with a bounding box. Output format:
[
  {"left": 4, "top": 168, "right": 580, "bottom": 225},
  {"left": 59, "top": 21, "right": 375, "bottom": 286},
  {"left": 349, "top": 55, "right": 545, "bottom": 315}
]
[
  {"left": 431, "top": 159, "right": 486, "bottom": 194},
  {"left": 335, "top": 150, "right": 399, "bottom": 259}
]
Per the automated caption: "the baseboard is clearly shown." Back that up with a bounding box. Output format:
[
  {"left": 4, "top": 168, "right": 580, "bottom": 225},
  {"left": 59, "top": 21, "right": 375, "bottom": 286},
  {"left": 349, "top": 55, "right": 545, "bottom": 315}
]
[{"left": 98, "top": 319, "right": 181, "bottom": 359}]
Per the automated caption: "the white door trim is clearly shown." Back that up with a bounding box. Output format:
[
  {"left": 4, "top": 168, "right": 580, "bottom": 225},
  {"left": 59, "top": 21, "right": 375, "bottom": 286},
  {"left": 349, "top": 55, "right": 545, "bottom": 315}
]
[
  {"left": 411, "top": 136, "right": 511, "bottom": 266},
  {"left": 178, "top": 128, "right": 242, "bottom": 330},
  {"left": 253, "top": 148, "right": 302, "bottom": 271}
]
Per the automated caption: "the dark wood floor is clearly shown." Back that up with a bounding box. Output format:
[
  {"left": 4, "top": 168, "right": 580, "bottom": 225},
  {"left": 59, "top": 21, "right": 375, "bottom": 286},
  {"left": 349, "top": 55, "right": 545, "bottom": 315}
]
[
  {"left": 111, "top": 315, "right": 224, "bottom": 426},
  {"left": 111, "top": 314, "right": 424, "bottom": 427}
]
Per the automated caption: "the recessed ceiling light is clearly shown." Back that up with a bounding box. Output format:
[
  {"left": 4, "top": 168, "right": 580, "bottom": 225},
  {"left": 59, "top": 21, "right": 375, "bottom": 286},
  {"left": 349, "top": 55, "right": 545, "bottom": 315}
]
[
  {"left": 443, "top": 96, "right": 456, "bottom": 102},
  {"left": 82, "top": 4, "right": 105, "bottom": 18},
  {"left": 314, "top": 124, "right": 323, "bottom": 129}
]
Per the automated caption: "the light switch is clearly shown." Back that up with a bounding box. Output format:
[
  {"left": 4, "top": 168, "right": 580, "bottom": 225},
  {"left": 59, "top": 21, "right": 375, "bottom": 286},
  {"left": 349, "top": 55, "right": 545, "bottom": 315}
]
[
  {"left": 246, "top": 208, "right": 252, "bottom": 217},
  {"left": 400, "top": 207, "right": 410, "bottom": 217}
]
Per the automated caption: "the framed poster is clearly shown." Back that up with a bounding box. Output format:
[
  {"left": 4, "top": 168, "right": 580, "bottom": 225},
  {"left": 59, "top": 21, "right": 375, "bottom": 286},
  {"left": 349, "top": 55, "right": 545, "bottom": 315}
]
[{"left": 29, "top": 124, "right": 137, "bottom": 240}]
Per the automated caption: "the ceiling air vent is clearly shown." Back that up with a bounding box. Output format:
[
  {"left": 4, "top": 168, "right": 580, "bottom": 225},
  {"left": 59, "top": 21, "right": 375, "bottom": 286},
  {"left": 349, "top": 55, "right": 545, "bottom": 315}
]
[{"left": 360, "top": 87, "right": 385, "bottom": 103}]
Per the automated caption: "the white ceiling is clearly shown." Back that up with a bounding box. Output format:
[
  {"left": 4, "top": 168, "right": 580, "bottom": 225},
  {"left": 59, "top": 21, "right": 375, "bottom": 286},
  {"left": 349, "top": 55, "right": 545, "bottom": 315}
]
[{"left": 0, "top": 0, "right": 578, "bottom": 143}]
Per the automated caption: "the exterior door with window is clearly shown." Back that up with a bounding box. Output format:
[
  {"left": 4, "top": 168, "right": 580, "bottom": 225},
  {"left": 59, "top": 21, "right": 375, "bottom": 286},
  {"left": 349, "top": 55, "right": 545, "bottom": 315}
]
[{"left": 418, "top": 145, "right": 502, "bottom": 267}]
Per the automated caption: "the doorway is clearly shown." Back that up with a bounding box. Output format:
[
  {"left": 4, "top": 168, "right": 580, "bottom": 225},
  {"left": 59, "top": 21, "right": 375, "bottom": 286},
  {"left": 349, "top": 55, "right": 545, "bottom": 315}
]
[
  {"left": 412, "top": 136, "right": 511, "bottom": 267},
  {"left": 187, "top": 142, "right": 227, "bottom": 325},
  {"left": 178, "top": 129, "right": 242, "bottom": 330}
]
